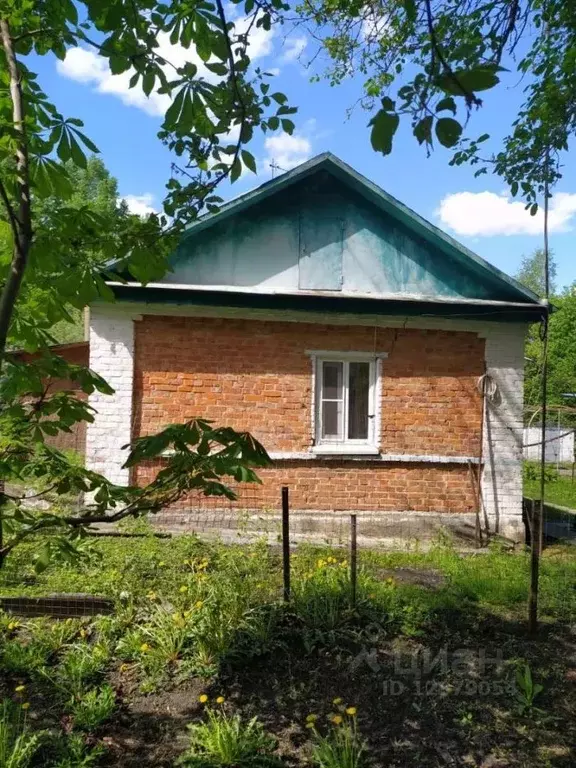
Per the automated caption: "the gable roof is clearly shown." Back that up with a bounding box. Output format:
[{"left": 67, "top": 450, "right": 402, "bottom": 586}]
[
  {"left": 108, "top": 153, "right": 546, "bottom": 321},
  {"left": 177, "top": 153, "right": 542, "bottom": 305}
]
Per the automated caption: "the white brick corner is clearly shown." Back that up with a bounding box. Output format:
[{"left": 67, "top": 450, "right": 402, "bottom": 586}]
[
  {"left": 481, "top": 324, "right": 526, "bottom": 541},
  {"left": 85, "top": 307, "right": 135, "bottom": 485}
]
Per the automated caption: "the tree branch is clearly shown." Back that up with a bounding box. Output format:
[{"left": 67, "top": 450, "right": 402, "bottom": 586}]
[{"left": 0, "top": 18, "right": 33, "bottom": 371}]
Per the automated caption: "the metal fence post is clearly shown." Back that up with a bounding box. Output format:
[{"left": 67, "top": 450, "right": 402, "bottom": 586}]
[
  {"left": 350, "top": 513, "right": 357, "bottom": 608},
  {"left": 281, "top": 486, "right": 290, "bottom": 603}
]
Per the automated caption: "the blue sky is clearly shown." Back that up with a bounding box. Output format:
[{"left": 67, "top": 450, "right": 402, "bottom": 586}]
[{"left": 36, "top": 21, "right": 576, "bottom": 290}]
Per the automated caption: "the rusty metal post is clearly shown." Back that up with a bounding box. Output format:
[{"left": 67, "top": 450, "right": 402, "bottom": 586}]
[{"left": 281, "top": 486, "right": 290, "bottom": 603}]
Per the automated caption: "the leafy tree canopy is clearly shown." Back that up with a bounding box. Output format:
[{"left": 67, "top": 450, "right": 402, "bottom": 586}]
[
  {"left": 299, "top": 0, "right": 573, "bottom": 206},
  {"left": 516, "top": 249, "right": 558, "bottom": 299},
  {"left": 0, "top": 0, "right": 292, "bottom": 564}
]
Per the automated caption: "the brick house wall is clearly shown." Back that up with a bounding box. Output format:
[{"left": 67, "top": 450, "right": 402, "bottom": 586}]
[
  {"left": 131, "top": 315, "right": 484, "bottom": 516},
  {"left": 86, "top": 305, "right": 526, "bottom": 543},
  {"left": 17, "top": 342, "right": 89, "bottom": 457}
]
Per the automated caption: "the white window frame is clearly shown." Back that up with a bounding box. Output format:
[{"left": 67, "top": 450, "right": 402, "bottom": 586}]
[{"left": 307, "top": 350, "right": 387, "bottom": 455}]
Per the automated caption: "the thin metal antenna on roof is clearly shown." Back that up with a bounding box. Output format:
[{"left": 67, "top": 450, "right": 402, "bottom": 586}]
[{"left": 270, "top": 160, "right": 285, "bottom": 179}]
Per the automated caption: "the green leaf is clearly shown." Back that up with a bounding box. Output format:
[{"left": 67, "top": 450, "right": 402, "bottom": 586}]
[
  {"left": 530, "top": 202, "right": 538, "bottom": 216},
  {"left": 369, "top": 109, "right": 400, "bottom": 155},
  {"left": 435, "top": 117, "right": 463, "bottom": 148},
  {"left": 403, "top": 0, "right": 416, "bottom": 22},
  {"left": 414, "top": 116, "right": 433, "bottom": 145},
  {"left": 69, "top": 134, "right": 87, "bottom": 168},
  {"left": 271, "top": 92, "right": 287, "bottom": 104},
  {"left": 241, "top": 150, "right": 257, "bottom": 174},
  {"left": 281, "top": 118, "right": 295, "bottom": 135},
  {"left": 510, "top": 181, "right": 519, "bottom": 197},
  {"left": 230, "top": 156, "right": 242, "bottom": 183},
  {"left": 142, "top": 71, "right": 155, "bottom": 97},
  {"left": 436, "top": 96, "right": 457, "bottom": 115},
  {"left": 437, "top": 66, "right": 500, "bottom": 96},
  {"left": 71, "top": 129, "right": 100, "bottom": 154}
]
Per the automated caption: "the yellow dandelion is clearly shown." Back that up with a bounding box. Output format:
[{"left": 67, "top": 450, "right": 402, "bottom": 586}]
[
  {"left": 195, "top": 600, "right": 204, "bottom": 609},
  {"left": 216, "top": 696, "right": 225, "bottom": 704},
  {"left": 140, "top": 643, "right": 150, "bottom": 652},
  {"left": 179, "top": 585, "right": 188, "bottom": 593},
  {"left": 80, "top": 629, "right": 87, "bottom": 638},
  {"left": 199, "top": 694, "right": 208, "bottom": 703},
  {"left": 7, "top": 621, "right": 20, "bottom": 631},
  {"left": 305, "top": 722, "right": 315, "bottom": 729},
  {"left": 183, "top": 559, "right": 191, "bottom": 566},
  {"left": 147, "top": 592, "right": 157, "bottom": 601},
  {"left": 158, "top": 561, "right": 166, "bottom": 567},
  {"left": 340, "top": 560, "right": 348, "bottom": 568},
  {"left": 346, "top": 707, "right": 357, "bottom": 716},
  {"left": 14, "top": 685, "right": 25, "bottom": 693},
  {"left": 120, "top": 663, "right": 130, "bottom": 672},
  {"left": 305, "top": 714, "right": 318, "bottom": 723},
  {"left": 331, "top": 715, "right": 343, "bottom": 725},
  {"left": 332, "top": 697, "right": 343, "bottom": 705},
  {"left": 21, "top": 703, "right": 30, "bottom": 710},
  {"left": 317, "top": 559, "right": 325, "bottom": 568}
]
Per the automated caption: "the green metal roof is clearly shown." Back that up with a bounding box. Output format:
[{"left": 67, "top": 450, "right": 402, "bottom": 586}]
[{"left": 176, "top": 152, "right": 543, "bottom": 307}]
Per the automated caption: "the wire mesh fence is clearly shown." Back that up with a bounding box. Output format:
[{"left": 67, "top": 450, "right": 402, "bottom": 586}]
[{"left": 1, "top": 482, "right": 576, "bottom": 621}]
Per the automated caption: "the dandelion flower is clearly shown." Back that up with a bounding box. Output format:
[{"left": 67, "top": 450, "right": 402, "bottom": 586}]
[
  {"left": 120, "top": 663, "right": 130, "bottom": 672},
  {"left": 331, "top": 715, "right": 343, "bottom": 725},
  {"left": 332, "top": 697, "right": 343, "bottom": 705},
  {"left": 7, "top": 621, "right": 19, "bottom": 631},
  {"left": 195, "top": 600, "right": 204, "bottom": 609},
  {"left": 305, "top": 722, "right": 315, "bottom": 729},
  {"left": 216, "top": 696, "right": 225, "bottom": 704},
  {"left": 140, "top": 643, "right": 150, "bottom": 652},
  {"left": 80, "top": 629, "right": 87, "bottom": 638},
  {"left": 305, "top": 714, "right": 318, "bottom": 723},
  {"left": 21, "top": 703, "right": 30, "bottom": 710},
  {"left": 346, "top": 707, "right": 357, "bottom": 716},
  {"left": 14, "top": 685, "right": 25, "bottom": 692},
  {"left": 179, "top": 585, "right": 188, "bottom": 593},
  {"left": 147, "top": 592, "right": 157, "bottom": 600},
  {"left": 183, "top": 559, "right": 191, "bottom": 566},
  {"left": 199, "top": 694, "right": 208, "bottom": 703},
  {"left": 158, "top": 561, "right": 166, "bottom": 567}
]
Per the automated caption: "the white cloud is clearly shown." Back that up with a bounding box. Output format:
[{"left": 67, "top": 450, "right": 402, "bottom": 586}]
[
  {"left": 263, "top": 133, "right": 312, "bottom": 171},
  {"left": 121, "top": 194, "right": 157, "bottom": 216},
  {"left": 57, "top": 21, "right": 274, "bottom": 117},
  {"left": 361, "top": 11, "right": 390, "bottom": 42},
  {"left": 280, "top": 35, "right": 307, "bottom": 62},
  {"left": 437, "top": 190, "right": 576, "bottom": 237}
]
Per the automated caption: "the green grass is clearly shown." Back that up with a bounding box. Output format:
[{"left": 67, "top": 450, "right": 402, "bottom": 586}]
[
  {"left": 525, "top": 473, "right": 576, "bottom": 508},
  {"left": 1, "top": 530, "right": 576, "bottom": 766}
]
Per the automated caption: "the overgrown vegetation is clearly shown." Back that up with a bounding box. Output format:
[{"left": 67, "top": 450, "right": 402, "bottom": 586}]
[{"left": 1, "top": 532, "right": 576, "bottom": 765}]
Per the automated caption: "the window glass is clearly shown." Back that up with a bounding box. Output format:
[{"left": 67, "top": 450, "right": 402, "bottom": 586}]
[
  {"left": 348, "top": 361, "right": 370, "bottom": 439},
  {"left": 321, "top": 361, "right": 344, "bottom": 439}
]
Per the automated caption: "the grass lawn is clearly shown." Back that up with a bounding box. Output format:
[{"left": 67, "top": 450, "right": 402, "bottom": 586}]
[
  {"left": 525, "top": 472, "right": 576, "bottom": 509},
  {"left": 1, "top": 531, "right": 576, "bottom": 766}
]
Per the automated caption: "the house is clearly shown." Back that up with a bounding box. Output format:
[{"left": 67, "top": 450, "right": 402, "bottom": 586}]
[{"left": 85, "top": 153, "right": 545, "bottom": 544}]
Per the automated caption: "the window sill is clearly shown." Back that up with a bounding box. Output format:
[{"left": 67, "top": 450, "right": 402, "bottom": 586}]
[{"left": 311, "top": 445, "right": 381, "bottom": 456}]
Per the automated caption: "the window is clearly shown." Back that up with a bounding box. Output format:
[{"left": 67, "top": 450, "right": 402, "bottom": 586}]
[{"left": 312, "top": 353, "right": 382, "bottom": 453}]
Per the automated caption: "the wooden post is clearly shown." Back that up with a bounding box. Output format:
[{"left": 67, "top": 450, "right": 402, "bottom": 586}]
[
  {"left": 281, "top": 486, "right": 290, "bottom": 603},
  {"left": 350, "top": 514, "right": 357, "bottom": 608}
]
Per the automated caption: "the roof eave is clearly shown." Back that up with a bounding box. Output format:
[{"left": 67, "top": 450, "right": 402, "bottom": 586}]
[{"left": 106, "top": 283, "right": 547, "bottom": 323}]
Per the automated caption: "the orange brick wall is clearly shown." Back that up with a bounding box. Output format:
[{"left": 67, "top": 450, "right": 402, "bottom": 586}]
[
  {"left": 131, "top": 316, "right": 484, "bottom": 514},
  {"left": 136, "top": 459, "right": 478, "bottom": 513},
  {"left": 18, "top": 342, "right": 89, "bottom": 456}
]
